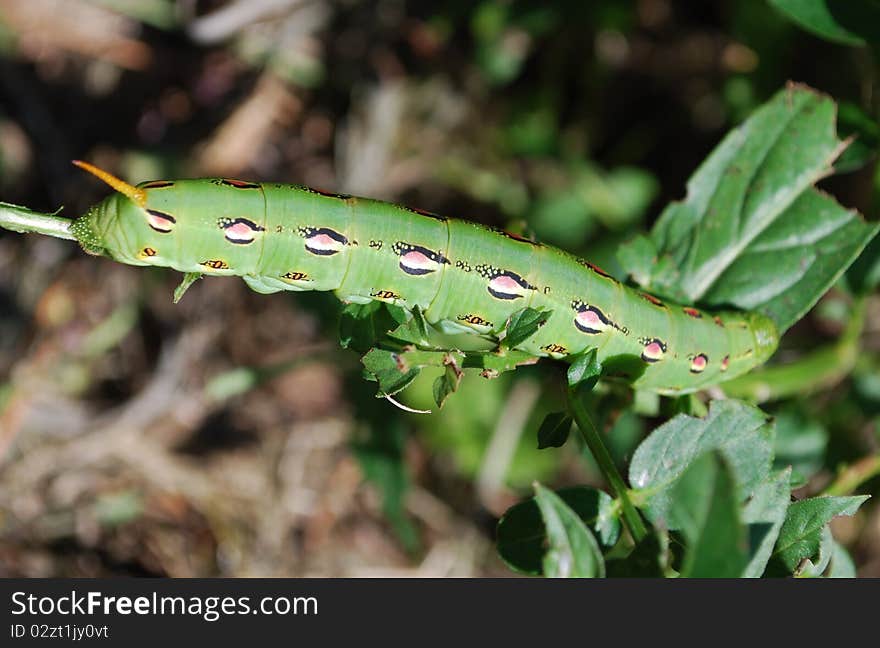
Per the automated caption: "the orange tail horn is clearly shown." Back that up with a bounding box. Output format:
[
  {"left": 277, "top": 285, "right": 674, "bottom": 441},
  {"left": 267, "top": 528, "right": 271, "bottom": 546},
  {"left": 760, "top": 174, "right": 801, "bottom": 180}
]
[{"left": 73, "top": 160, "right": 147, "bottom": 208}]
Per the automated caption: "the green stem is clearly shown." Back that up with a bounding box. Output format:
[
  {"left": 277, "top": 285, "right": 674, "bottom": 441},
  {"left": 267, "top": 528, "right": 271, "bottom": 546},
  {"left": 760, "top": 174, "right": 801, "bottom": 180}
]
[
  {"left": 566, "top": 387, "right": 647, "bottom": 543},
  {"left": 0, "top": 202, "right": 76, "bottom": 241},
  {"left": 824, "top": 455, "right": 880, "bottom": 496},
  {"left": 723, "top": 297, "right": 866, "bottom": 403}
]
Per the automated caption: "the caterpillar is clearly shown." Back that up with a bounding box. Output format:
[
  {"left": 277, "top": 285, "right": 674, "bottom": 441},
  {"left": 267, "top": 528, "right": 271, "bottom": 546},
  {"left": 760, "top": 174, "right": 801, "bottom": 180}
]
[{"left": 54, "top": 161, "right": 778, "bottom": 394}]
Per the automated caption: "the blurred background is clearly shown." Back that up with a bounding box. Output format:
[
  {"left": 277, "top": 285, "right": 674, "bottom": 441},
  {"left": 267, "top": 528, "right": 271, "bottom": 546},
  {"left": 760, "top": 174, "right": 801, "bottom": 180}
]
[{"left": 0, "top": 0, "right": 878, "bottom": 577}]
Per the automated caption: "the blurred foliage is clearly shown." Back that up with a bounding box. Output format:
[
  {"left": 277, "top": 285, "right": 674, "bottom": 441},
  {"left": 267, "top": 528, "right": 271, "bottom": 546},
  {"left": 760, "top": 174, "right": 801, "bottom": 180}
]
[{"left": 0, "top": 0, "right": 878, "bottom": 578}]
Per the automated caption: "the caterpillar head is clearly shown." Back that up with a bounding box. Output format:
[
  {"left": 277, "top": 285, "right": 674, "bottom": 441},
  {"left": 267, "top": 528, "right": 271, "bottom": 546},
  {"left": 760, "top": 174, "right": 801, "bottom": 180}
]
[
  {"left": 70, "top": 161, "right": 155, "bottom": 264},
  {"left": 749, "top": 311, "right": 779, "bottom": 364}
]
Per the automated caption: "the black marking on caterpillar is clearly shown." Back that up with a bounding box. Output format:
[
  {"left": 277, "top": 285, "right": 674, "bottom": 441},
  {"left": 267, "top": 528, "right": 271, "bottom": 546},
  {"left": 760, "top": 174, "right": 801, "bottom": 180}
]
[
  {"left": 281, "top": 271, "right": 311, "bottom": 282},
  {"left": 689, "top": 353, "right": 709, "bottom": 374},
  {"left": 298, "top": 227, "right": 348, "bottom": 256},
  {"left": 475, "top": 265, "right": 536, "bottom": 300},
  {"left": 303, "top": 186, "right": 352, "bottom": 200},
  {"left": 146, "top": 209, "right": 176, "bottom": 233},
  {"left": 218, "top": 217, "right": 265, "bottom": 245},
  {"left": 455, "top": 260, "right": 472, "bottom": 272},
  {"left": 369, "top": 240, "right": 383, "bottom": 250},
  {"left": 541, "top": 343, "right": 568, "bottom": 355},
  {"left": 489, "top": 226, "right": 540, "bottom": 246},
  {"left": 275, "top": 225, "right": 284, "bottom": 233},
  {"left": 393, "top": 242, "right": 450, "bottom": 276},
  {"left": 140, "top": 247, "right": 157, "bottom": 258},
  {"left": 140, "top": 180, "right": 174, "bottom": 189},
  {"left": 640, "top": 337, "right": 667, "bottom": 363},
  {"left": 683, "top": 307, "right": 702, "bottom": 319},
  {"left": 402, "top": 205, "right": 447, "bottom": 221},
  {"left": 201, "top": 259, "right": 229, "bottom": 270},
  {"left": 571, "top": 301, "right": 626, "bottom": 335},
  {"left": 578, "top": 259, "right": 616, "bottom": 281},
  {"left": 371, "top": 289, "right": 401, "bottom": 301},
  {"left": 220, "top": 179, "right": 261, "bottom": 189},
  {"left": 639, "top": 292, "right": 667, "bottom": 308},
  {"left": 457, "top": 314, "right": 493, "bottom": 328}
]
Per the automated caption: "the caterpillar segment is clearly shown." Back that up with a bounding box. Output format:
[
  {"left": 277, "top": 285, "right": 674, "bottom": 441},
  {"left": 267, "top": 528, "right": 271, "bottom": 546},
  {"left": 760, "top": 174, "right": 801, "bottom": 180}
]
[{"left": 71, "top": 162, "right": 778, "bottom": 394}]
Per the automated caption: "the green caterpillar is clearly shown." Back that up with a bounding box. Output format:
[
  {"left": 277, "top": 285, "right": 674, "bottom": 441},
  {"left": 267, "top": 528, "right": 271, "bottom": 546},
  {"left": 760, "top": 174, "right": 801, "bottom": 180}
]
[{"left": 55, "top": 161, "right": 778, "bottom": 393}]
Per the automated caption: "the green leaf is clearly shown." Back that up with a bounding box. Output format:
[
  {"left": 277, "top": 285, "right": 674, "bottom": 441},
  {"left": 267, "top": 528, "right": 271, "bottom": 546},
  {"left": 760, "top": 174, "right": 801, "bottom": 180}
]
[
  {"left": 629, "top": 399, "right": 775, "bottom": 527},
  {"left": 773, "top": 407, "right": 828, "bottom": 484},
  {"left": 339, "top": 301, "right": 408, "bottom": 353},
  {"left": 502, "top": 307, "right": 551, "bottom": 349},
  {"left": 360, "top": 348, "right": 421, "bottom": 396},
  {"left": 770, "top": 495, "right": 869, "bottom": 574},
  {"left": 622, "top": 83, "right": 879, "bottom": 333},
  {"left": 670, "top": 452, "right": 749, "bottom": 578},
  {"left": 536, "top": 411, "right": 573, "bottom": 449},
  {"left": 388, "top": 305, "right": 431, "bottom": 346},
  {"left": 769, "top": 0, "right": 880, "bottom": 46},
  {"left": 827, "top": 540, "right": 857, "bottom": 578},
  {"left": 605, "top": 529, "right": 669, "bottom": 578},
  {"left": 742, "top": 469, "right": 792, "bottom": 577},
  {"left": 566, "top": 347, "right": 601, "bottom": 390},
  {"left": 497, "top": 486, "right": 619, "bottom": 576},
  {"left": 432, "top": 358, "right": 462, "bottom": 409},
  {"left": 532, "top": 483, "right": 606, "bottom": 578}
]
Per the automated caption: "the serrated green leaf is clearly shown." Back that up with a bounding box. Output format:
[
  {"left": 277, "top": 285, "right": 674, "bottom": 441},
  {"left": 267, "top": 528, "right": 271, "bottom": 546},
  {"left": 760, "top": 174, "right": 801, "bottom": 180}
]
[
  {"left": 503, "top": 307, "right": 551, "bottom": 349},
  {"left": 670, "top": 452, "right": 748, "bottom": 578},
  {"left": 360, "top": 348, "right": 421, "bottom": 396},
  {"left": 770, "top": 495, "right": 869, "bottom": 574},
  {"left": 742, "top": 468, "right": 792, "bottom": 577},
  {"left": 532, "top": 483, "right": 606, "bottom": 578},
  {"left": 769, "top": 0, "right": 880, "bottom": 46},
  {"left": 497, "top": 486, "right": 619, "bottom": 576},
  {"left": 623, "top": 84, "right": 879, "bottom": 333},
  {"left": 629, "top": 400, "right": 774, "bottom": 528},
  {"left": 536, "top": 411, "right": 573, "bottom": 449}
]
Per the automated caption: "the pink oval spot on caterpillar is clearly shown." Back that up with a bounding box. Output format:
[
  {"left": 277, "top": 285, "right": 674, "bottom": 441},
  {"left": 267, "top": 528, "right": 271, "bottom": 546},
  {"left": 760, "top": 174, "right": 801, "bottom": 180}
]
[
  {"left": 690, "top": 353, "right": 708, "bottom": 374},
  {"left": 487, "top": 272, "right": 531, "bottom": 300},
  {"left": 720, "top": 355, "right": 730, "bottom": 371},
  {"left": 574, "top": 305, "right": 610, "bottom": 335},
  {"left": 304, "top": 228, "right": 347, "bottom": 256},
  {"left": 146, "top": 209, "right": 176, "bottom": 233},
  {"left": 641, "top": 339, "right": 666, "bottom": 363},
  {"left": 394, "top": 243, "right": 449, "bottom": 276},
  {"left": 221, "top": 218, "right": 264, "bottom": 245}
]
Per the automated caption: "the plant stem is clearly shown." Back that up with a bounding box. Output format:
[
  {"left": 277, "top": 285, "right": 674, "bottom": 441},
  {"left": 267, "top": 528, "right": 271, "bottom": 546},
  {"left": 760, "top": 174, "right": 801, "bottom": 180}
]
[
  {"left": 723, "top": 297, "right": 866, "bottom": 403},
  {"left": 0, "top": 202, "right": 76, "bottom": 241},
  {"left": 566, "top": 387, "right": 647, "bottom": 543},
  {"left": 824, "top": 454, "right": 880, "bottom": 496}
]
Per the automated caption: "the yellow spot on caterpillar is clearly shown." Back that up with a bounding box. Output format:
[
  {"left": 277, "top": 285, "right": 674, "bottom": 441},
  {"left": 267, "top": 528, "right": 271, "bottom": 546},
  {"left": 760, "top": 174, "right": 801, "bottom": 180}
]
[
  {"left": 139, "top": 247, "right": 157, "bottom": 258},
  {"left": 281, "top": 271, "right": 310, "bottom": 282},
  {"left": 541, "top": 343, "right": 567, "bottom": 355},
  {"left": 200, "top": 259, "right": 229, "bottom": 270},
  {"left": 371, "top": 289, "right": 400, "bottom": 300}
]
